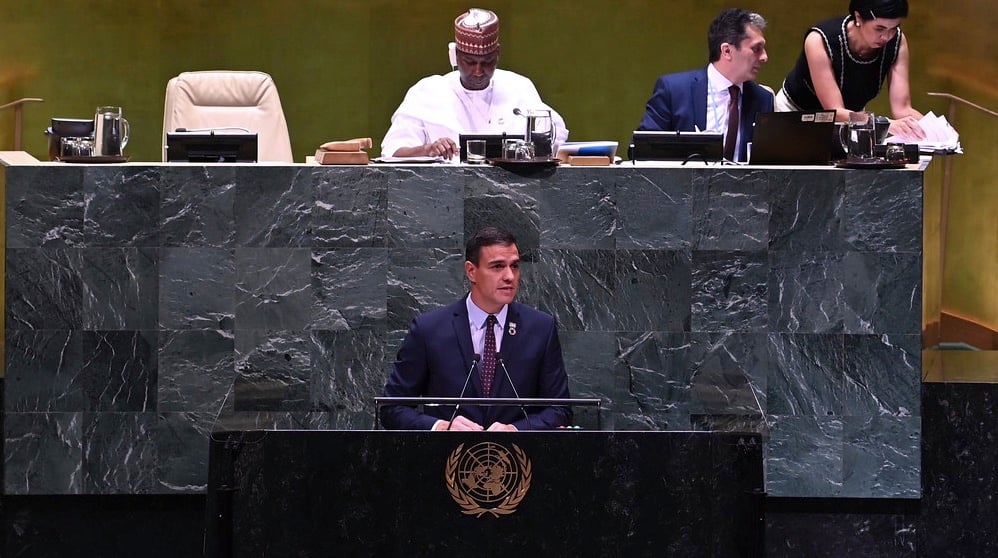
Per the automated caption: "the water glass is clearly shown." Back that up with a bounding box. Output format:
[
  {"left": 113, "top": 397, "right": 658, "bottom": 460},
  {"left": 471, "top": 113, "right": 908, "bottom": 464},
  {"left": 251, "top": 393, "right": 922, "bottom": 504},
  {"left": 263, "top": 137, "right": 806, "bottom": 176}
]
[{"left": 466, "top": 139, "right": 487, "bottom": 164}]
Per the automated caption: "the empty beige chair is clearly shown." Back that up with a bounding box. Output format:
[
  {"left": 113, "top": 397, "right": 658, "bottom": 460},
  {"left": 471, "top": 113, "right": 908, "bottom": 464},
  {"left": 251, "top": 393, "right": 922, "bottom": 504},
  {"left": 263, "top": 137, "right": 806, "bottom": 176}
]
[{"left": 162, "top": 70, "right": 293, "bottom": 162}]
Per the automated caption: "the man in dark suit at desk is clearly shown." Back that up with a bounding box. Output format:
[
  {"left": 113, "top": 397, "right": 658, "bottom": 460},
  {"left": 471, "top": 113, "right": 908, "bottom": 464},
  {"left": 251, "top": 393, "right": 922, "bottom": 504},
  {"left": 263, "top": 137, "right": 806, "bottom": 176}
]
[
  {"left": 637, "top": 8, "right": 774, "bottom": 162},
  {"left": 381, "top": 226, "right": 572, "bottom": 431}
]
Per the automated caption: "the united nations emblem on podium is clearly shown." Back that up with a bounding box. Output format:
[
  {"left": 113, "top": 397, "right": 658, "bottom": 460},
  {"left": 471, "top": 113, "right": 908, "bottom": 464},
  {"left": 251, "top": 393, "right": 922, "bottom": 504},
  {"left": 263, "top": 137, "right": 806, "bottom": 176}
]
[{"left": 445, "top": 442, "right": 532, "bottom": 517}]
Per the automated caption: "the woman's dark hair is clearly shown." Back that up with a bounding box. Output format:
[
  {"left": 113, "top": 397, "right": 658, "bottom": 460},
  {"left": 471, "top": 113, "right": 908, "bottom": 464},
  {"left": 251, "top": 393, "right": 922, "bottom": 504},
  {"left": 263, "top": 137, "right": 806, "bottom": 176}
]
[
  {"left": 707, "top": 8, "right": 767, "bottom": 62},
  {"left": 465, "top": 226, "right": 517, "bottom": 265},
  {"left": 849, "top": 0, "right": 909, "bottom": 21}
]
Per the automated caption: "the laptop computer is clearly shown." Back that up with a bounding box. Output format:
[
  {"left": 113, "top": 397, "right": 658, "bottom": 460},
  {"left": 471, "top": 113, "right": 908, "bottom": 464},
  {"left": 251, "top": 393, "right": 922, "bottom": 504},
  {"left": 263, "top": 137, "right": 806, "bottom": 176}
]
[
  {"left": 749, "top": 110, "right": 836, "bottom": 165},
  {"left": 166, "top": 131, "right": 258, "bottom": 163},
  {"left": 629, "top": 130, "right": 723, "bottom": 162}
]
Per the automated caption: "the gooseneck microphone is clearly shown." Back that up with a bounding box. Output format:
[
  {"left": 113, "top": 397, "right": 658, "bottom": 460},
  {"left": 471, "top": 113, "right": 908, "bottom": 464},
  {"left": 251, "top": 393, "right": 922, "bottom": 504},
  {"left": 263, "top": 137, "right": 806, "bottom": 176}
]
[
  {"left": 496, "top": 353, "right": 531, "bottom": 429},
  {"left": 447, "top": 354, "right": 480, "bottom": 430}
]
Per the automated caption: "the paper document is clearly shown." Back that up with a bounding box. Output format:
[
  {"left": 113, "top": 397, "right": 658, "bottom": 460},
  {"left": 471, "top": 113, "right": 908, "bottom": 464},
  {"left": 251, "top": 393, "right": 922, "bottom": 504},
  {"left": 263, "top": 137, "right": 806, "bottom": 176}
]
[
  {"left": 371, "top": 156, "right": 449, "bottom": 164},
  {"left": 886, "top": 111, "right": 962, "bottom": 154}
]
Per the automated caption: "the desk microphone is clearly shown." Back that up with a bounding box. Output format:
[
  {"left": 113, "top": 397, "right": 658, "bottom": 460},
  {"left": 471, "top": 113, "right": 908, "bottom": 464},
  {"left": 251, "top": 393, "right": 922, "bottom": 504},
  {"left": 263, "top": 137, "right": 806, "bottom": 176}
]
[
  {"left": 447, "top": 354, "right": 480, "bottom": 430},
  {"left": 496, "top": 353, "right": 531, "bottom": 430}
]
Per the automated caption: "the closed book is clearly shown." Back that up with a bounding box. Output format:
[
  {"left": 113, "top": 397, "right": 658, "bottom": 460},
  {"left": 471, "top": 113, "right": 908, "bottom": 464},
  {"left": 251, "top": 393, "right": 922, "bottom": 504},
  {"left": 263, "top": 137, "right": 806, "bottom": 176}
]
[
  {"left": 319, "top": 138, "right": 373, "bottom": 152},
  {"left": 314, "top": 149, "right": 370, "bottom": 165}
]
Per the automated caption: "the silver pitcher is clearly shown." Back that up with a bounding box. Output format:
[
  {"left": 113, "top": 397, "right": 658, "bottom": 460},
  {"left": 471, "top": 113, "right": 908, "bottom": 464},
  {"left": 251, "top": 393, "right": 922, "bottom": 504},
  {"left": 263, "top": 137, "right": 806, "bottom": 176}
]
[
  {"left": 94, "top": 106, "right": 130, "bottom": 156},
  {"left": 521, "top": 108, "right": 556, "bottom": 158}
]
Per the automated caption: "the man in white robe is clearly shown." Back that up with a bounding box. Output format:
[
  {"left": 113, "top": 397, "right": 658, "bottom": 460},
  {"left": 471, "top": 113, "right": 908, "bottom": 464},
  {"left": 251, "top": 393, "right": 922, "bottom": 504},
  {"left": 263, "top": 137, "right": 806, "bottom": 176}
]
[{"left": 381, "top": 8, "right": 568, "bottom": 160}]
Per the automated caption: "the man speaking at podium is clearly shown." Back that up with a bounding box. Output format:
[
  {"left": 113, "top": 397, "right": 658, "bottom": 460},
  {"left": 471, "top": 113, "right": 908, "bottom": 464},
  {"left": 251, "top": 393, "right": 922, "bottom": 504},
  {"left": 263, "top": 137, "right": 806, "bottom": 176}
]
[{"left": 381, "top": 227, "right": 572, "bottom": 431}]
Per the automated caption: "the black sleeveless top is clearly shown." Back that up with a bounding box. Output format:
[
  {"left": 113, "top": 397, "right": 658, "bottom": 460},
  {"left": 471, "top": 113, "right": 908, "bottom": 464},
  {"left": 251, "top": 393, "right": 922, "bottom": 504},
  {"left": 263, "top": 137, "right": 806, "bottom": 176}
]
[{"left": 782, "top": 15, "right": 902, "bottom": 111}]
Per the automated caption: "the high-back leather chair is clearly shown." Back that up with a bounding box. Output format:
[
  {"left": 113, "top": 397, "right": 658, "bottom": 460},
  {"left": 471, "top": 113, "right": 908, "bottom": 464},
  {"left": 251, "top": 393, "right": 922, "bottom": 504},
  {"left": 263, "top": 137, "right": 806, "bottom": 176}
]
[{"left": 162, "top": 70, "right": 293, "bottom": 162}]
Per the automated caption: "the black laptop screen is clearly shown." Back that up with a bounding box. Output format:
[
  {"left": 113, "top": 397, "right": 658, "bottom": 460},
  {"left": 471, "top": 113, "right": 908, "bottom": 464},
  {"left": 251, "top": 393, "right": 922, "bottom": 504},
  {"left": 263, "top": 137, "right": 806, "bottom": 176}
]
[
  {"left": 166, "top": 132, "right": 258, "bottom": 163},
  {"left": 749, "top": 110, "right": 836, "bottom": 165},
  {"left": 629, "top": 131, "right": 724, "bottom": 162}
]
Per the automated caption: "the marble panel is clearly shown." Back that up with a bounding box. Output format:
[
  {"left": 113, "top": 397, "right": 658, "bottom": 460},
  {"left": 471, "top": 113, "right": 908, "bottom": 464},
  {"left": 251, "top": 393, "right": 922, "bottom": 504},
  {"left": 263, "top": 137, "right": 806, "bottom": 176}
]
[
  {"left": 314, "top": 166, "right": 390, "bottom": 248},
  {"left": 536, "top": 168, "right": 617, "bottom": 250},
  {"left": 840, "top": 334, "right": 921, "bottom": 417},
  {"left": 522, "top": 249, "right": 618, "bottom": 330},
  {"left": 614, "top": 332, "right": 695, "bottom": 431},
  {"left": 767, "top": 168, "right": 845, "bottom": 252},
  {"left": 309, "top": 328, "right": 388, "bottom": 415},
  {"left": 158, "top": 330, "right": 235, "bottom": 413},
  {"left": 84, "top": 166, "right": 160, "bottom": 247},
  {"left": 614, "top": 166, "right": 692, "bottom": 250},
  {"left": 692, "top": 168, "right": 770, "bottom": 251},
  {"left": 842, "top": 170, "right": 922, "bottom": 252},
  {"left": 384, "top": 167, "right": 461, "bottom": 250},
  {"left": 234, "top": 248, "right": 312, "bottom": 330},
  {"left": 233, "top": 330, "right": 310, "bottom": 412},
  {"left": 464, "top": 171, "right": 541, "bottom": 261},
  {"left": 233, "top": 166, "right": 310, "bottom": 247},
  {"left": 768, "top": 250, "right": 847, "bottom": 333},
  {"left": 387, "top": 247, "right": 466, "bottom": 331},
  {"left": 81, "top": 247, "right": 159, "bottom": 330},
  {"left": 6, "top": 248, "right": 84, "bottom": 329},
  {"left": 4, "top": 329, "right": 84, "bottom": 412},
  {"left": 158, "top": 248, "right": 235, "bottom": 330},
  {"left": 558, "top": 330, "right": 618, "bottom": 429},
  {"left": 840, "top": 415, "right": 920, "bottom": 497},
  {"left": 767, "top": 333, "right": 844, "bottom": 416},
  {"left": 80, "top": 412, "right": 211, "bottom": 494},
  {"left": 765, "top": 415, "right": 844, "bottom": 498},
  {"left": 692, "top": 250, "right": 769, "bottom": 332},
  {"left": 79, "top": 330, "right": 157, "bottom": 412},
  {"left": 616, "top": 249, "right": 692, "bottom": 332},
  {"left": 159, "top": 165, "right": 236, "bottom": 248},
  {"left": 687, "top": 332, "right": 768, "bottom": 418},
  {"left": 310, "top": 248, "right": 388, "bottom": 330},
  {"left": 4, "top": 165, "right": 85, "bottom": 248},
  {"left": 3, "top": 412, "right": 83, "bottom": 495},
  {"left": 840, "top": 252, "right": 922, "bottom": 334}
]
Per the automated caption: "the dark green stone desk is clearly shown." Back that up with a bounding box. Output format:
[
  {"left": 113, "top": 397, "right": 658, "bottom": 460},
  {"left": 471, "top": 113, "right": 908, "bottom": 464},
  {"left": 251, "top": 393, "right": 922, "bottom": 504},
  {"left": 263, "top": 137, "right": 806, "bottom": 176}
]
[{"left": 1, "top": 157, "right": 925, "bottom": 498}]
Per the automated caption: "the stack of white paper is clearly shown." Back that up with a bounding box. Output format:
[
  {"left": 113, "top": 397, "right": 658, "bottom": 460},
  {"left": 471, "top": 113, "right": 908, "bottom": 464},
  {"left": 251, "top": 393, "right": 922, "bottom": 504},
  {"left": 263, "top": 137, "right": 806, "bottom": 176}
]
[{"left": 886, "top": 111, "right": 962, "bottom": 153}]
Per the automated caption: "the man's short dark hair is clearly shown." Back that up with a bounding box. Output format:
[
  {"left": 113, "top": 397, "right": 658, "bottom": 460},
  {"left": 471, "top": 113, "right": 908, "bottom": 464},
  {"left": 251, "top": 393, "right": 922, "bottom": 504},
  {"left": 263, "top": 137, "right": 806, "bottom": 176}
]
[
  {"left": 707, "top": 8, "right": 767, "bottom": 62},
  {"left": 849, "top": 0, "right": 909, "bottom": 21},
  {"left": 465, "top": 226, "right": 517, "bottom": 265}
]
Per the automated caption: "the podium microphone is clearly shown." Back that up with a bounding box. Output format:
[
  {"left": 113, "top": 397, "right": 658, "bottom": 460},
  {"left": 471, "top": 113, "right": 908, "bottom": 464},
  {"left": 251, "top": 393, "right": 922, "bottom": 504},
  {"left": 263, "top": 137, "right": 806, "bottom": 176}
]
[
  {"left": 447, "top": 354, "right": 480, "bottom": 430},
  {"left": 496, "top": 353, "right": 531, "bottom": 429}
]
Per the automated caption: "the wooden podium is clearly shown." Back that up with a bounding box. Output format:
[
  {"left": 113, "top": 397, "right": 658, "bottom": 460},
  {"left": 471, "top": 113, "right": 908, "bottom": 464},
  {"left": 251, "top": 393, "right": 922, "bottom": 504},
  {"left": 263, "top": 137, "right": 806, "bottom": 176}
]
[{"left": 206, "top": 430, "right": 764, "bottom": 557}]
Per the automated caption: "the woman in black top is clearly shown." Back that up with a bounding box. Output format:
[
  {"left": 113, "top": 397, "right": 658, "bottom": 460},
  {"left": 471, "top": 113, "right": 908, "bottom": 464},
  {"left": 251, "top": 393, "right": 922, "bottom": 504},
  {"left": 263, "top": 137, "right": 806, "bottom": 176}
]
[{"left": 776, "top": 0, "right": 925, "bottom": 139}]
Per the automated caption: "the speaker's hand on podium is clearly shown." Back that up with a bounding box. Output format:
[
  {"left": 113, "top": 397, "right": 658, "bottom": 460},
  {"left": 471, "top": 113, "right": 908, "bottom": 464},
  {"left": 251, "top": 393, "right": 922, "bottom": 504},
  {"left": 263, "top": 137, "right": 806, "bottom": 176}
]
[
  {"left": 487, "top": 422, "right": 517, "bottom": 432},
  {"left": 435, "top": 415, "right": 484, "bottom": 431}
]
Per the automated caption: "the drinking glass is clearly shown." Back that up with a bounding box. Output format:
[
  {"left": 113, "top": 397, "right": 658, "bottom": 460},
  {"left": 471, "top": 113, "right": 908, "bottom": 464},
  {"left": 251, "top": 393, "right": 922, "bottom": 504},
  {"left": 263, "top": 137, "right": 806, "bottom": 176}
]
[{"left": 466, "top": 139, "right": 487, "bottom": 164}]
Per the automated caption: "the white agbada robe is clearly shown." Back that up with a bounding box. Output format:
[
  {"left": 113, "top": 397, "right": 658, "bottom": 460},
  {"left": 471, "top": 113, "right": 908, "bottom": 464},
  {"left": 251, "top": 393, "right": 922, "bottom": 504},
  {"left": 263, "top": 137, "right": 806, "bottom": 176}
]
[{"left": 381, "top": 68, "right": 569, "bottom": 159}]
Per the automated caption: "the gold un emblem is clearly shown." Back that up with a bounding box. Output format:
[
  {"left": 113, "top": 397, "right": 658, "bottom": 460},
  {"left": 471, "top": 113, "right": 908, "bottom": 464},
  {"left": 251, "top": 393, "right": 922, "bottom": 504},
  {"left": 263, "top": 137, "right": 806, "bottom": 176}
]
[{"left": 445, "top": 442, "right": 532, "bottom": 517}]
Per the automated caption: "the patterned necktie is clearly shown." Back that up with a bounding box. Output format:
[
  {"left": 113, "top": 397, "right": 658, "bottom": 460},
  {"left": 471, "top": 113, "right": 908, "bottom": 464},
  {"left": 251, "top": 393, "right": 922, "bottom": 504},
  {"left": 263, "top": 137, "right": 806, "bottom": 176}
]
[
  {"left": 724, "top": 85, "right": 740, "bottom": 162},
  {"left": 481, "top": 314, "right": 497, "bottom": 396}
]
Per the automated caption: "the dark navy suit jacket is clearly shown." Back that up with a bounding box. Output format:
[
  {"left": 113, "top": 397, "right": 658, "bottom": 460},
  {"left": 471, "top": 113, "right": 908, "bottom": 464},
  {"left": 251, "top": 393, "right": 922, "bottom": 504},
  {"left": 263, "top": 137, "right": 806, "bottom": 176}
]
[
  {"left": 381, "top": 296, "right": 572, "bottom": 430},
  {"left": 636, "top": 67, "right": 775, "bottom": 162}
]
